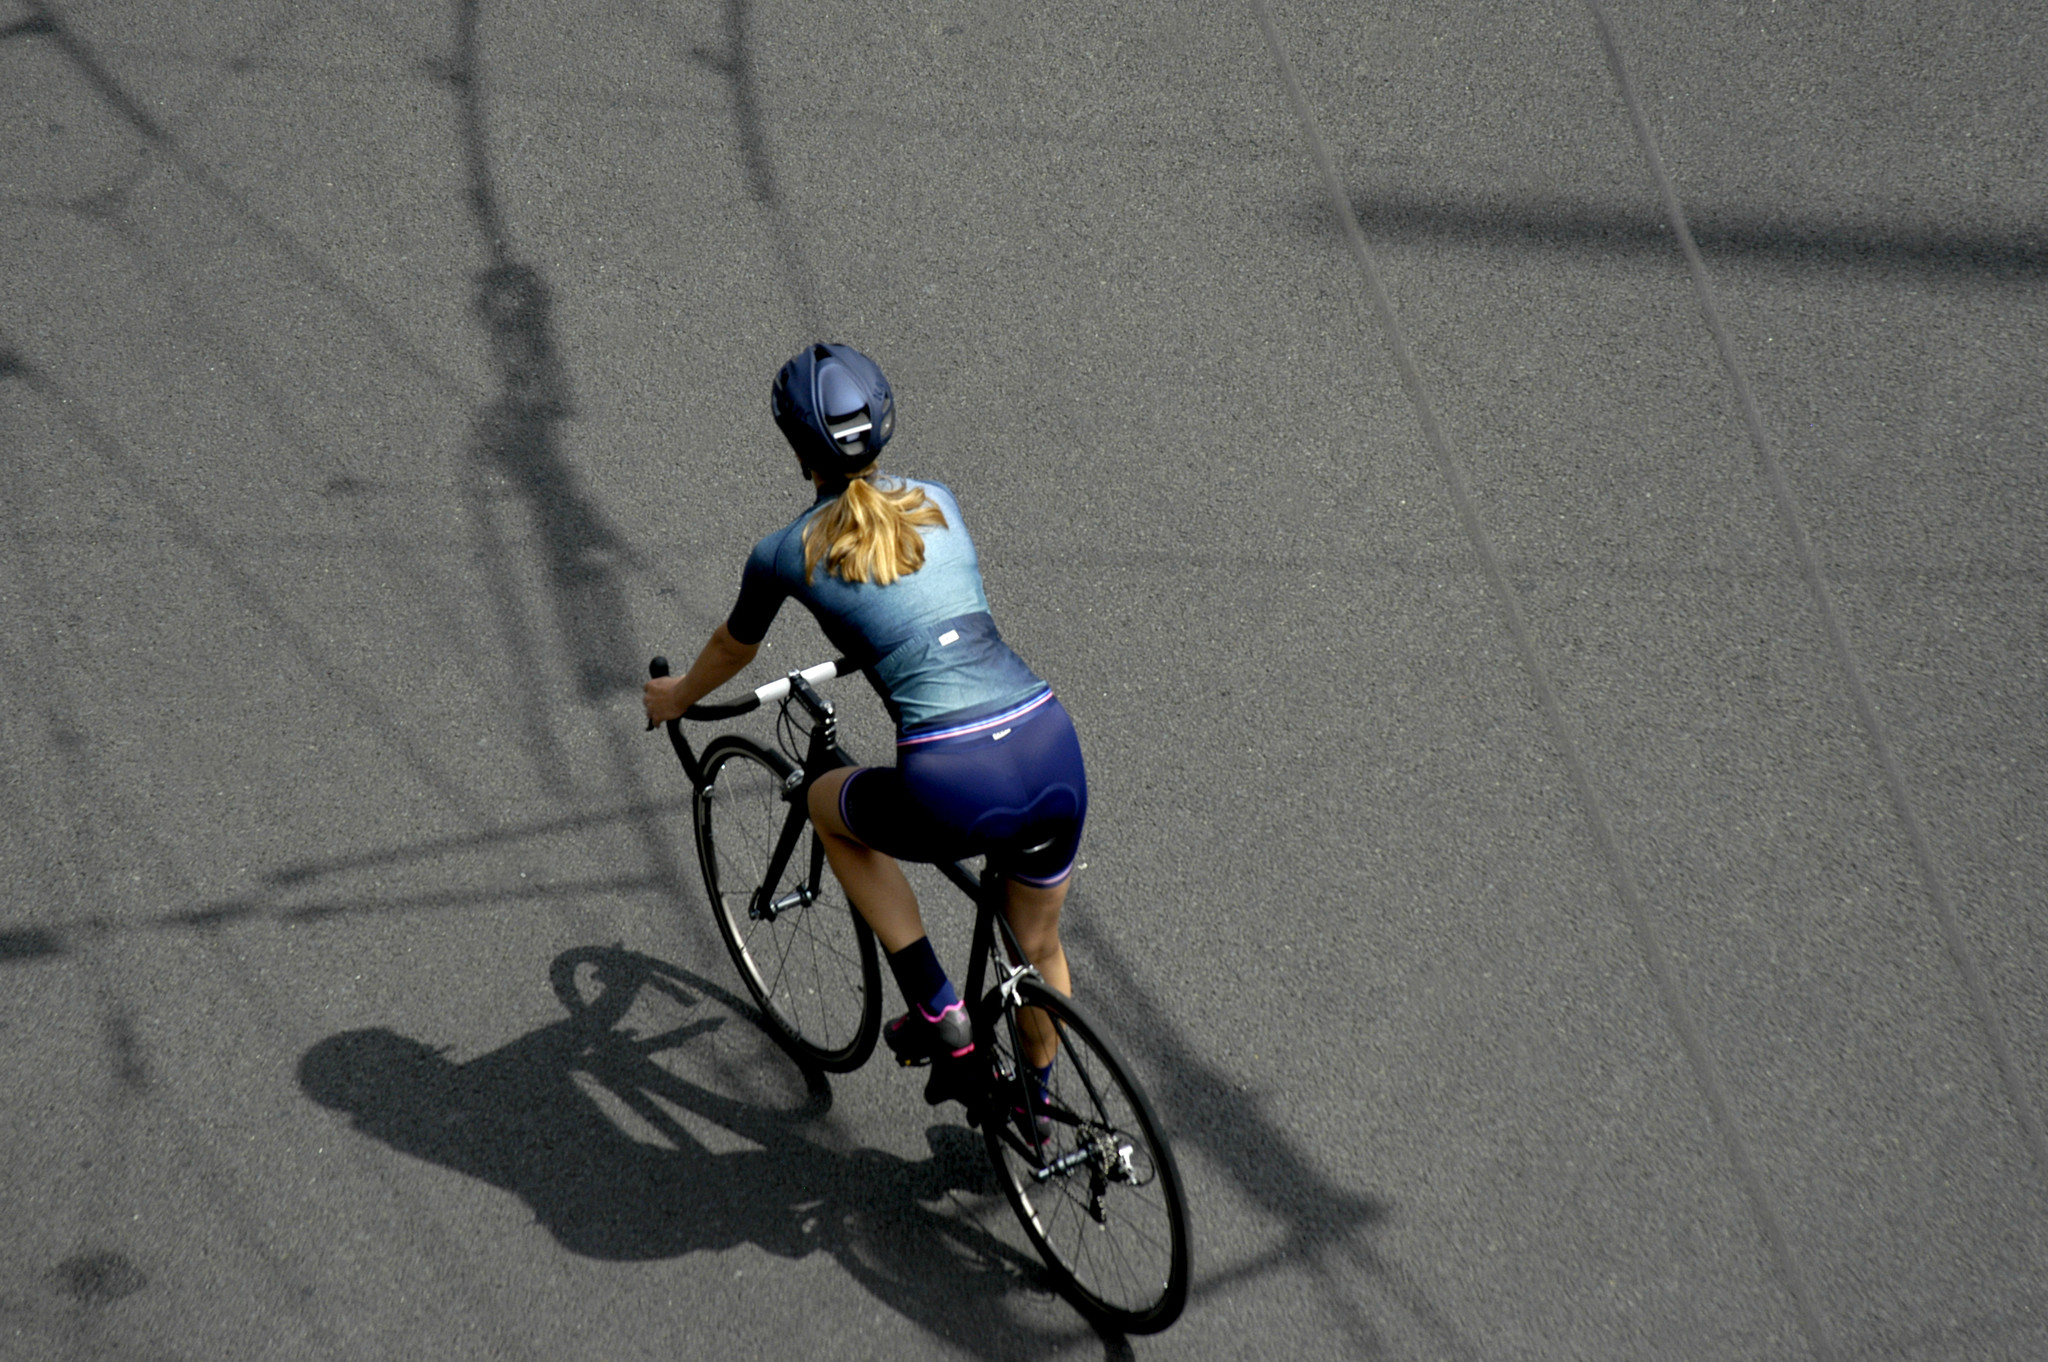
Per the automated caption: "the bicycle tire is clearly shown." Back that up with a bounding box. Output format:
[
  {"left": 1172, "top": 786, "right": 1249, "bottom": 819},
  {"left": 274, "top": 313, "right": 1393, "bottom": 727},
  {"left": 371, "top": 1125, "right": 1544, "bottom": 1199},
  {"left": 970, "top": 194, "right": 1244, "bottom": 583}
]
[
  {"left": 977, "top": 976, "right": 1191, "bottom": 1333},
  {"left": 693, "top": 735, "right": 881, "bottom": 1072}
]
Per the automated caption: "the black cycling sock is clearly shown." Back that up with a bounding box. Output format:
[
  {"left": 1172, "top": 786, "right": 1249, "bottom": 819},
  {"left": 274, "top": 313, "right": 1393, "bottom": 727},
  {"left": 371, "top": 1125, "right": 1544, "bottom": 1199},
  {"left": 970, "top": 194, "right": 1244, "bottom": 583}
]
[{"left": 885, "top": 937, "right": 958, "bottom": 1016}]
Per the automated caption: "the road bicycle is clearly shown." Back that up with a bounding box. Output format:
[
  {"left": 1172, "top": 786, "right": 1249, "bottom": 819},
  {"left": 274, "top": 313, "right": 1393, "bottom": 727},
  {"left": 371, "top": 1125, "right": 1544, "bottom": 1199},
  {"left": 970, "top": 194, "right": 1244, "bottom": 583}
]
[{"left": 649, "top": 655, "right": 1190, "bottom": 1333}]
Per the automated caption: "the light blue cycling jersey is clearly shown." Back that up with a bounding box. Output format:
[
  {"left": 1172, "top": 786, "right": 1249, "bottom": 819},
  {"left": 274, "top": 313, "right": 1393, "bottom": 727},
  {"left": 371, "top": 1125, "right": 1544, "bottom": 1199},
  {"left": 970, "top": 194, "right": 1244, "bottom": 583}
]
[{"left": 724, "top": 477, "right": 1046, "bottom": 734}]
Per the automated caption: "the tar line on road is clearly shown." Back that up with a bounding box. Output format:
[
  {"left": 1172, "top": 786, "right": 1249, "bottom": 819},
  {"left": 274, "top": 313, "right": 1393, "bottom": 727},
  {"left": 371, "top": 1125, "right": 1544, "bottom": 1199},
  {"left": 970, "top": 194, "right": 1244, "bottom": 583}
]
[
  {"left": 1584, "top": 0, "right": 2048, "bottom": 1194},
  {"left": 1250, "top": 3, "right": 1841, "bottom": 1359}
]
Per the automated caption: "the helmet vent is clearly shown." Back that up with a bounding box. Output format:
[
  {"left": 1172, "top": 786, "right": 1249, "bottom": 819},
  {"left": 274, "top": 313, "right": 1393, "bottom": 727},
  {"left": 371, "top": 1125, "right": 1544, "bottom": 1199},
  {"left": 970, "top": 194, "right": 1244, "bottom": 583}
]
[{"left": 772, "top": 342, "right": 895, "bottom": 475}]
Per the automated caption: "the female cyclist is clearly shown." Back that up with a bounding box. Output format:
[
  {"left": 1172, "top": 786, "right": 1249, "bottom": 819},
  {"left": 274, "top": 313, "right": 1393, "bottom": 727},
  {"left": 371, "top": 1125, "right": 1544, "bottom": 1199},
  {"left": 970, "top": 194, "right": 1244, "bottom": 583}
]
[{"left": 643, "top": 343, "right": 1086, "bottom": 1109}]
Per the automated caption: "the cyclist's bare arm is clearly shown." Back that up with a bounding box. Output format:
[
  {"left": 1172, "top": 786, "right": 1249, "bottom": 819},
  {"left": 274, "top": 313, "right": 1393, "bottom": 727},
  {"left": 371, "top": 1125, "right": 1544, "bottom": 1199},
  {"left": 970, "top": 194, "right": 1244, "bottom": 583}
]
[{"left": 644, "top": 622, "right": 759, "bottom": 725}]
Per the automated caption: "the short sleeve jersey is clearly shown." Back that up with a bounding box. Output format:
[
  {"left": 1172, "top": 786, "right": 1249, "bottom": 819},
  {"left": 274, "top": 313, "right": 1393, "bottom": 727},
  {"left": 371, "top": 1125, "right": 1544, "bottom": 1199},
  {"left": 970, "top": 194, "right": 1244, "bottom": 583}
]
[{"left": 725, "top": 477, "right": 1046, "bottom": 733}]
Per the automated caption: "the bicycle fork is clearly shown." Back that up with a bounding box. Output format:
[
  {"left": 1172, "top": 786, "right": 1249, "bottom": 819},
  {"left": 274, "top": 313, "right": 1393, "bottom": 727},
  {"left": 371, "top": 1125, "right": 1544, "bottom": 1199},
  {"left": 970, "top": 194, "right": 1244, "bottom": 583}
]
[
  {"left": 750, "top": 829, "right": 831, "bottom": 924},
  {"left": 708, "top": 756, "right": 826, "bottom": 925}
]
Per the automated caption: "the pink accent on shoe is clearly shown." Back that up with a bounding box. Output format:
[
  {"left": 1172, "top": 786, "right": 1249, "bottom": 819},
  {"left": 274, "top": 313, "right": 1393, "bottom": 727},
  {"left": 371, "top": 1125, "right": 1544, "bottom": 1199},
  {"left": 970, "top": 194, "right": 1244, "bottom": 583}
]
[{"left": 917, "top": 1001, "right": 973, "bottom": 1057}]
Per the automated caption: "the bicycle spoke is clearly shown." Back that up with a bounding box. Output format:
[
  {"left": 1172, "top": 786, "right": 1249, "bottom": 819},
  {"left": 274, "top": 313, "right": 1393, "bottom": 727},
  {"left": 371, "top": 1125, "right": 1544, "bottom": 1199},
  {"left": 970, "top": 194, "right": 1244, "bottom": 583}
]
[
  {"left": 696, "top": 738, "right": 880, "bottom": 1071},
  {"left": 979, "top": 978, "right": 1189, "bottom": 1332}
]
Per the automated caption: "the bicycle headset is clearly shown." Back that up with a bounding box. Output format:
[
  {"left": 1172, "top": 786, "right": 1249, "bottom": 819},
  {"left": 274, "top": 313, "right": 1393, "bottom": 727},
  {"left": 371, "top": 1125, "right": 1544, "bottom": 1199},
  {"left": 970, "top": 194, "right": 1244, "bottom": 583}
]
[{"left": 771, "top": 342, "right": 896, "bottom": 480}]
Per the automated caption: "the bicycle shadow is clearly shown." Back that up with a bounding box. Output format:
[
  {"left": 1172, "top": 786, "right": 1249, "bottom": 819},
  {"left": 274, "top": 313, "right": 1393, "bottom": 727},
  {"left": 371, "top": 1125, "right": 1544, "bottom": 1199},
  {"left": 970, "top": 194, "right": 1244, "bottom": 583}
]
[{"left": 298, "top": 947, "right": 1109, "bottom": 1356}]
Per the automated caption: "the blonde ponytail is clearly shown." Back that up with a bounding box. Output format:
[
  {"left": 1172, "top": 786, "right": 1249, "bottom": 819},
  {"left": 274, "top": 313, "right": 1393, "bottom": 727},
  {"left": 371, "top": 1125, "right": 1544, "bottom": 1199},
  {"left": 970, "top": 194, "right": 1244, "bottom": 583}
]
[{"left": 803, "top": 467, "right": 949, "bottom": 585}]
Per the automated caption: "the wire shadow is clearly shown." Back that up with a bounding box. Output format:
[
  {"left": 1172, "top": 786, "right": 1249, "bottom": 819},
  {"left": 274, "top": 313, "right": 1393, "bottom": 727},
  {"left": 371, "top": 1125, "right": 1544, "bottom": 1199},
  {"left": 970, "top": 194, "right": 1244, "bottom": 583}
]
[
  {"left": 1306, "top": 188, "right": 2047, "bottom": 281},
  {"left": 299, "top": 946, "right": 1109, "bottom": 1358},
  {"left": 17, "top": 1, "right": 656, "bottom": 719},
  {"left": 10, "top": 3, "right": 468, "bottom": 390},
  {"left": 0, "top": 343, "right": 503, "bottom": 823}
]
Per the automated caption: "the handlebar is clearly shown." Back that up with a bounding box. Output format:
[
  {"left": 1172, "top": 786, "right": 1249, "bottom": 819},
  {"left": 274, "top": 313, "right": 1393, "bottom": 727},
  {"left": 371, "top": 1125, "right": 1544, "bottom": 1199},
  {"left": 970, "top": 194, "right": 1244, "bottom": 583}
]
[{"left": 648, "top": 655, "right": 855, "bottom": 721}]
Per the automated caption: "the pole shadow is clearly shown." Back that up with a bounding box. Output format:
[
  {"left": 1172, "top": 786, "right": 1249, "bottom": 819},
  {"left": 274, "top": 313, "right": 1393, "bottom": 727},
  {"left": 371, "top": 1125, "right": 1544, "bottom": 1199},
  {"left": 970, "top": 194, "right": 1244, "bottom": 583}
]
[
  {"left": 438, "top": 0, "right": 642, "bottom": 713},
  {"left": 1302, "top": 187, "right": 2048, "bottom": 282}
]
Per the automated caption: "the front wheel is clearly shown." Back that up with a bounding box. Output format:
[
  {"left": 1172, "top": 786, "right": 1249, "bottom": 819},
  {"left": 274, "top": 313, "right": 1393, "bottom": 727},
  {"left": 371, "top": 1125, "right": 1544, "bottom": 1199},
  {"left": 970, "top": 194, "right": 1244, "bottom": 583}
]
[
  {"left": 978, "top": 978, "right": 1191, "bottom": 1334},
  {"left": 694, "top": 735, "right": 881, "bottom": 1071}
]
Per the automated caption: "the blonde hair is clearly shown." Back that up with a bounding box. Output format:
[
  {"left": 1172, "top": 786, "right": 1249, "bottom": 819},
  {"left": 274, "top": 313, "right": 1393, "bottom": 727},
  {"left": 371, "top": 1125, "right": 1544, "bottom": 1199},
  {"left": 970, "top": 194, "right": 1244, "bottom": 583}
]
[{"left": 803, "top": 467, "right": 948, "bottom": 585}]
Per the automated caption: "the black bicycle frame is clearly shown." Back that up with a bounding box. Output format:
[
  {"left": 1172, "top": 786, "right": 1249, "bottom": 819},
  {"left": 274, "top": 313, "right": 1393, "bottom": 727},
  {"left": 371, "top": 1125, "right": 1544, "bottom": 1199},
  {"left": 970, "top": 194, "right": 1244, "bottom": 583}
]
[{"left": 663, "top": 669, "right": 1041, "bottom": 1004}]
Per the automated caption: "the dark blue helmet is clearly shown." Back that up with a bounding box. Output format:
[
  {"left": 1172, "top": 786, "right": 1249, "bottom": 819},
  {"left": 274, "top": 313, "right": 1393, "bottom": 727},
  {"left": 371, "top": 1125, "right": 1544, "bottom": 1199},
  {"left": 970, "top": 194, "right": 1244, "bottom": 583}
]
[{"left": 771, "top": 343, "right": 896, "bottom": 479}]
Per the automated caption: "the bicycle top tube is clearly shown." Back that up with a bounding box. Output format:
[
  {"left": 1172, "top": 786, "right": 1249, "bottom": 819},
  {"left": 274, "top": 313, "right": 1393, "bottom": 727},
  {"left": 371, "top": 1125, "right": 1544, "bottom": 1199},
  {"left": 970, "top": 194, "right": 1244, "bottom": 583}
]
[
  {"left": 656, "top": 650, "right": 1021, "bottom": 915},
  {"left": 682, "top": 657, "right": 856, "bottom": 721}
]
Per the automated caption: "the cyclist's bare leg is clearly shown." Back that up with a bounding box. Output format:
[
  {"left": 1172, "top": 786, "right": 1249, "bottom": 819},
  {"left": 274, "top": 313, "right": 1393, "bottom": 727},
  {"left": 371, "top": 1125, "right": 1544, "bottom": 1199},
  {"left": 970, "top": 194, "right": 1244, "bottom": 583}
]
[
  {"left": 808, "top": 767, "right": 928, "bottom": 952},
  {"left": 1004, "top": 877, "right": 1071, "bottom": 1070},
  {"left": 813, "top": 764, "right": 1068, "bottom": 1067}
]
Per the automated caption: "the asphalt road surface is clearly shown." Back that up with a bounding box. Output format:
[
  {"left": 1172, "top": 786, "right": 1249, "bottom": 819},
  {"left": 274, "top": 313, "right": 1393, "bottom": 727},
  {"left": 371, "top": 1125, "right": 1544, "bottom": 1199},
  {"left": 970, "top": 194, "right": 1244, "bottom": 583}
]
[{"left": 3, "top": 2, "right": 2043, "bottom": 1359}]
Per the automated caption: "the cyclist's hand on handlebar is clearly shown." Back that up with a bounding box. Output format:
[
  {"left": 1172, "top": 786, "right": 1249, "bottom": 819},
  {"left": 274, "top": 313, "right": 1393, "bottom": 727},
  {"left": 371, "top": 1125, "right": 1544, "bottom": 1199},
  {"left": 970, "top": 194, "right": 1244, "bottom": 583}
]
[
  {"left": 644, "top": 673, "right": 688, "bottom": 728},
  {"left": 645, "top": 626, "right": 758, "bottom": 727}
]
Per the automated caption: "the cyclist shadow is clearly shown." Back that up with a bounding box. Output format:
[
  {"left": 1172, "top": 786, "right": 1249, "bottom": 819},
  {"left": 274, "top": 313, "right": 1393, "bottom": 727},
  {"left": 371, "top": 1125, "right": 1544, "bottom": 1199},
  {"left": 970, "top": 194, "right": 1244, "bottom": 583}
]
[{"left": 298, "top": 947, "right": 1094, "bottom": 1354}]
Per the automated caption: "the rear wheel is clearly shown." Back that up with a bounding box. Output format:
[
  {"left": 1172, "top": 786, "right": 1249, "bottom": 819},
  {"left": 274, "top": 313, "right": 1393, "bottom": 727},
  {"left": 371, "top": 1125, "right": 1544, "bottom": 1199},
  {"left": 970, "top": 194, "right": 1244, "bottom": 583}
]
[
  {"left": 978, "top": 977, "right": 1190, "bottom": 1333},
  {"left": 694, "top": 735, "right": 880, "bottom": 1071}
]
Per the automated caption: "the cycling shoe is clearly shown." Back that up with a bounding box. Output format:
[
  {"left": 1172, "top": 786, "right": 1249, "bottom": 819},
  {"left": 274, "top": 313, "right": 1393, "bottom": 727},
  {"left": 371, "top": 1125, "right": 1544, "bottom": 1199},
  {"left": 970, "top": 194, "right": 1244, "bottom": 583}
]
[{"left": 883, "top": 1001, "right": 973, "bottom": 1068}]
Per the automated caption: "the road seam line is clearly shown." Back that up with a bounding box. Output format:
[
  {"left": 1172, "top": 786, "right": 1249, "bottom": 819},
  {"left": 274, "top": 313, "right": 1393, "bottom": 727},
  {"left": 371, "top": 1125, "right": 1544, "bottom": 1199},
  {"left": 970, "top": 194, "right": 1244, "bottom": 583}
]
[{"left": 1251, "top": 3, "right": 1838, "bottom": 1357}]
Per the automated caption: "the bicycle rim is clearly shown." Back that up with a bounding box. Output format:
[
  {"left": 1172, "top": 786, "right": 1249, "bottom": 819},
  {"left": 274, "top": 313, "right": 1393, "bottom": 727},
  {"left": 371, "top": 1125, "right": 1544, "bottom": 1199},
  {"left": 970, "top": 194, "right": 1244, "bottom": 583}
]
[
  {"left": 695, "top": 737, "right": 880, "bottom": 1071},
  {"left": 979, "top": 979, "right": 1191, "bottom": 1333}
]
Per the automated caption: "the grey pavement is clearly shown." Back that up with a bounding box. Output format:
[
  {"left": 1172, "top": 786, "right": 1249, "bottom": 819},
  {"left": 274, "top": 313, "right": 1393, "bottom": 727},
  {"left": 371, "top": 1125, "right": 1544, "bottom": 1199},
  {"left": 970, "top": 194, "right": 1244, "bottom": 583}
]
[{"left": 2, "top": 1, "right": 2043, "bottom": 1359}]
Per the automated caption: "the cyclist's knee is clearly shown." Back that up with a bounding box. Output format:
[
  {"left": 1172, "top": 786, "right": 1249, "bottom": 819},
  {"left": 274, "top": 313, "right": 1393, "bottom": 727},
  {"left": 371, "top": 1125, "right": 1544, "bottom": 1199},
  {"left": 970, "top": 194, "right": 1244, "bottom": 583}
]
[
  {"left": 1004, "top": 878, "right": 1068, "bottom": 951},
  {"left": 808, "top": 766, "right": 859, "bottom": 836}
]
